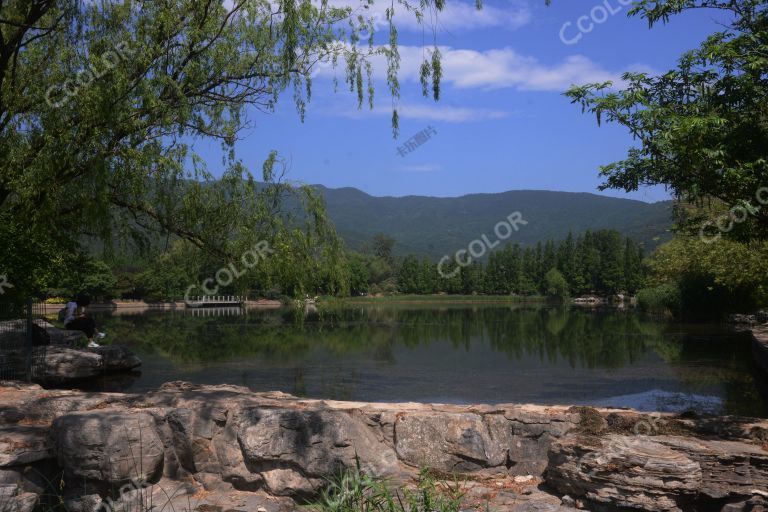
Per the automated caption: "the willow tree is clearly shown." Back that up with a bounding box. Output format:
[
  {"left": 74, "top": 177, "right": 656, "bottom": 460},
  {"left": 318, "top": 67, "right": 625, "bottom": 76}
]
[{"left": 0, "top": 0, "right": 449, "bottom": 300}]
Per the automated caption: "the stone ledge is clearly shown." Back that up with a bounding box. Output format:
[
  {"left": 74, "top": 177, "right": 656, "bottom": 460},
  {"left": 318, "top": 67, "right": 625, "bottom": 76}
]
[{"left": 0, "top": 382, "right": 766, "bottom": 512}]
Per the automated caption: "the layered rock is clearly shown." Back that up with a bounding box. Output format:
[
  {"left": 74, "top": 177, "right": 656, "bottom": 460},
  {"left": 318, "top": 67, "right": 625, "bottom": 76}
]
[
  {"left": 237, "top": 407, "right": 401, "bottom": 495},
  {"left": 30, "top": 345, "right": 141, "bottom": 383},
  {"left": 547, "top": 433, "right": 768, "bottom": 511},
  {"left": 1, "top": 319, "right": 141, "bottom": 384},
  {"left": 53, "top": 410, "right": 165, "bottom": 484},
  {"left": 31, "top": 319, "right": 87, "bottom": 346},
  {"left": 0, "top": 382, "right": 766, "bottom": 512},
  {"left": 729, "top": 312, "right": 768, "bottom": 326}
]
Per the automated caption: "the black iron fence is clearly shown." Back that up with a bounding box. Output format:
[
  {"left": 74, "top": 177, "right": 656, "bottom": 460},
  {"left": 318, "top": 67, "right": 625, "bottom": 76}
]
[{"left": 0, "top": 300, "right": 49, "bottom": 381}]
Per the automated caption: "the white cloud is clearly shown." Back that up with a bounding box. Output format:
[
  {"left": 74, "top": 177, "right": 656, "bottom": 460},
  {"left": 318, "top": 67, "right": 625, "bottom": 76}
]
[
  {"left": 222, "top": 0, "right": 530, "bottom": 30},
  {"left": 325, "top": 0, "right": 531, "bottom": 33},
  {"left": 399, "top": 46, "right": 620, "bottom": 91},
  {"left": 315, "top": 45, "right": 627, "bottom": 92}
]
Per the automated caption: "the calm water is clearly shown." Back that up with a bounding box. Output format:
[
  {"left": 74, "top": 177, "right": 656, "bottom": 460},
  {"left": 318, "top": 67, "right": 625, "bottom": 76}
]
[{"left": 89, "top": 304, "right": 768, "bottom": 417}]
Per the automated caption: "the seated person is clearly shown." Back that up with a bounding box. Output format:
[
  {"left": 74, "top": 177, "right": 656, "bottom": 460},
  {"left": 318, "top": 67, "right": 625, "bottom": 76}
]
[{"left": 63, "top": 294, "right": 106, "bottom": 348}]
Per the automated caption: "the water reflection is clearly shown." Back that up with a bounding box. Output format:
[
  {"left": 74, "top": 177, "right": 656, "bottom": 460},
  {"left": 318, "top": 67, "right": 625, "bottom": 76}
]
[{"left": 93, "top": 305, "right": 768, "bottom": 417}]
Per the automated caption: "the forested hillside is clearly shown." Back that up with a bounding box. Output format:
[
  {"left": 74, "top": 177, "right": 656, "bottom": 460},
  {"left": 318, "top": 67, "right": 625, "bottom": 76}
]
[{"left": 317, "top": 187, "right": 672, "bottom": 257}]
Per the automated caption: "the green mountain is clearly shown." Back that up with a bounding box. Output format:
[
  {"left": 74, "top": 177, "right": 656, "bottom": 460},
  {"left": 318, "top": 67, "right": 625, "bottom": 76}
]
[{"left": 315, "top": 186, "right": 673, "bottom": 258}]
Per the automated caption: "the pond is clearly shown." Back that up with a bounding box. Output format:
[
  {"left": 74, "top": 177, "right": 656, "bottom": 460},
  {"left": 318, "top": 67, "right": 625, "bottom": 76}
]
[{"left": 89, "top": 304, "right": 768, "bottom": 417}]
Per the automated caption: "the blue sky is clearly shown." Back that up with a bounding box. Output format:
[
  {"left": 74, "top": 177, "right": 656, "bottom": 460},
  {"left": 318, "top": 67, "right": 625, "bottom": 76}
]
[{"left": 200, "top": 1, "right": 729, "bottom": 203}]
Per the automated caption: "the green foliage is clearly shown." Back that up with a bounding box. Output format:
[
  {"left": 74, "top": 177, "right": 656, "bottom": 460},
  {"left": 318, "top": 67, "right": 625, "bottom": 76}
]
[
  {"left": 0, "top": 0, "right": 454, "bottom": 300},
  {"left": 371, "top": 234, "right": 396, "bottom": 265},
  {"left": 642, "top": 236, "right": 768, "bottom": 317},
  {"left": 130, "top": 241, "right": 201, "bottom": 301},
  {"left": 545, "top": 268, "right": 569, "bottom": 301},
  {"left": 397, "top": 255, "right": 436, "bottom": 294},
  {"left": 316, "top": 462, "right": 463, "bottom": 512},
  {"left": 319, "top": 187, "right": 672, "bottom": 259},
  {"left": 394, "top": 230, "right": 644, "bottom": 297},
  {"left": 637, "top": 283, "right": 682, "bottom": 315},
  {"left": 76, "top": 260, "right": 118, "bottom": 300},
  {"left": 567, "top": 0, "right": 768, "bottom": 239},
  {"left": 347, "top": 253, "right": 372, "bottom": 296},
  {"left": 0, "top": 212, "right": 76, "bottom": 304},
  {"left": 567, "top": 1, "right": 768, "bottom": 316}
]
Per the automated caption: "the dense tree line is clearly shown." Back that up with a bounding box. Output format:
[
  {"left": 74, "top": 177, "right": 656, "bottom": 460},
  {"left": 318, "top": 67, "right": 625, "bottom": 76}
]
[
  {"left": 395, "top": 230, "right": 644, "bottom": 298},
  {"left": 570, "top": 0, "right": 768, "bottom": 317},
  {"left": 40, "top": 229, "right": 643, "bottom": 302},
  {"left": 0, "top": 0, "right": 448, "bottom": 305}
]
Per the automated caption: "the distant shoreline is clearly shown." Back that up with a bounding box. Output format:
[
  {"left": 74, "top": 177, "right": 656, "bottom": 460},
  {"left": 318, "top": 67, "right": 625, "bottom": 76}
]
[
  {"left": 36, "top": 299, "right": 283, "bottom": 314},
  {"left": 338, "top": 294, "right": 549, "bottom": 305},
  {"left": 36, "top": 296, "right": 547, "bottom": 313}
]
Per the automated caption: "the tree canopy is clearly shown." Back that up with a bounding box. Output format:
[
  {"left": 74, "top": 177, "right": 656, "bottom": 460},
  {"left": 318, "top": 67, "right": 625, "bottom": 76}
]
[
  {"left": 569, "top": 0, "right": 768, "bottom": 316},
  {"left": 567, "top": 0, "right": 768, "bottom": 239},
  {"left": 0, "top": 0, "right": 452, "bottom": 301}
]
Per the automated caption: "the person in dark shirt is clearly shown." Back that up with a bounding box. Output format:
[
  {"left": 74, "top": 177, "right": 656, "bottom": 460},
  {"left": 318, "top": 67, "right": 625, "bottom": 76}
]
[{"left": 63, "top": 294, "right": 106, "bottom": 347}]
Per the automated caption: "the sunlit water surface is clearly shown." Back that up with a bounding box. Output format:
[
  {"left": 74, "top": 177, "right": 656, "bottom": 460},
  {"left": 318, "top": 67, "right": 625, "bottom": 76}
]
[{"left": 87, "top": 304, "right": 768, "bottom": 417}]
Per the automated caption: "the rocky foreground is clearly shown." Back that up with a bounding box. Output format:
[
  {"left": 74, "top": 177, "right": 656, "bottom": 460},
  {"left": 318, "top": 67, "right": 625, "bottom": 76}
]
[{"left": 0, "top": 380, "right": 766, "bottom": 512}]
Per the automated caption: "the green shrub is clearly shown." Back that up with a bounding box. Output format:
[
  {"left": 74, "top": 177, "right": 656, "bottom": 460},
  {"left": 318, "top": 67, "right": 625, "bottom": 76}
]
[
  {"left": 544, "top": 268, "right": 569, "bottom": 302},
  {"left": 637, "top": 283, "right": 682, "bottom": 315},
  {"left": 314, "top": 461, "right": 464, "bottom": 512}
]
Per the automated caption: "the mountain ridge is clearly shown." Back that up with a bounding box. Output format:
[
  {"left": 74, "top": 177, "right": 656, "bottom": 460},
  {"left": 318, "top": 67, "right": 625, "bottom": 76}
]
[
  {"left": 312, "top": 185, "right": 673, "bottom": 258},
  {"left": 312, "top": 185, "right": 669, "bottom": 205}
]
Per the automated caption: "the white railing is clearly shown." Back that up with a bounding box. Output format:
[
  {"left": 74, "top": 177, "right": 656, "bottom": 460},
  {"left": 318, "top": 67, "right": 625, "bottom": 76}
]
[{"left": 186, "top": 296, "right": 247, "bottom": 307}]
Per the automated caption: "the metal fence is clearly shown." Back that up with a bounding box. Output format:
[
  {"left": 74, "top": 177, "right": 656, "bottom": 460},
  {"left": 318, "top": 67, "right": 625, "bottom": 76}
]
[{"left": 0, "top": 300, "right": 48, "bottom": 381}]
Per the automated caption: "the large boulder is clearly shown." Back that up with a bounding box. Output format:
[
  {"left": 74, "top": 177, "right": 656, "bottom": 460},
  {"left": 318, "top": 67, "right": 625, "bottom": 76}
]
[
  {"left": 0, "top": 425, "right": 53, "bottom": 467},
  {"left": 3, "top": 381, "right": 768, "bottom": 512},
  {"left": 236, "top": 407, "right": 400, "bottom": 496},
  {"left": 31, "top": 319, "right": 86, "bottom": 346},
  {"left": 88, "top": 345, "right": 141, "bottom": 371},
  {"left": 488, "top": 409, "right": 578, "bottom": 476},
  {"left": 546, "top": 433, "right": 768, "bottom": 512},
  {"left": 395, "top": 412, "right": 506, "bottom": 472},
  {"left": 53, "top": 410, "right": 165, "bottom": 485},
  {"left": 30, "top": 345, "right": 142, "bottom": 383},
  {"left": 0, "top": 484, "right": 38, "bottom": 512},
  {"left": 31, "top": 346, "right": 102, "bottom": 381},
  {"left": 393, "top": 409, "right": 576, "bottom": 476}
]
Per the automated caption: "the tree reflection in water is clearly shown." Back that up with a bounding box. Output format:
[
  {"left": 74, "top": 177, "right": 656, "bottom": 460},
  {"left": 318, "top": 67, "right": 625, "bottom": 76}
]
[{"left": 93, "top": 305, "right": 767, "bottom": 417}]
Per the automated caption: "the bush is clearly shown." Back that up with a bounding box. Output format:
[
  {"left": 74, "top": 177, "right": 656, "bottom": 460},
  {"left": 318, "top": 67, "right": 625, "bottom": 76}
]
[
  {"left": 643, "top": 236, "right": 768, "bottom": 317},
  {"left": 314, "top": 462, "right": 464, "bottom": 512},
  {"left": 637, "top": 283, "right": 682, "bottom": 315},
  {"left": 544, "top": 268, "right": 569, "bottom": 302}
]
